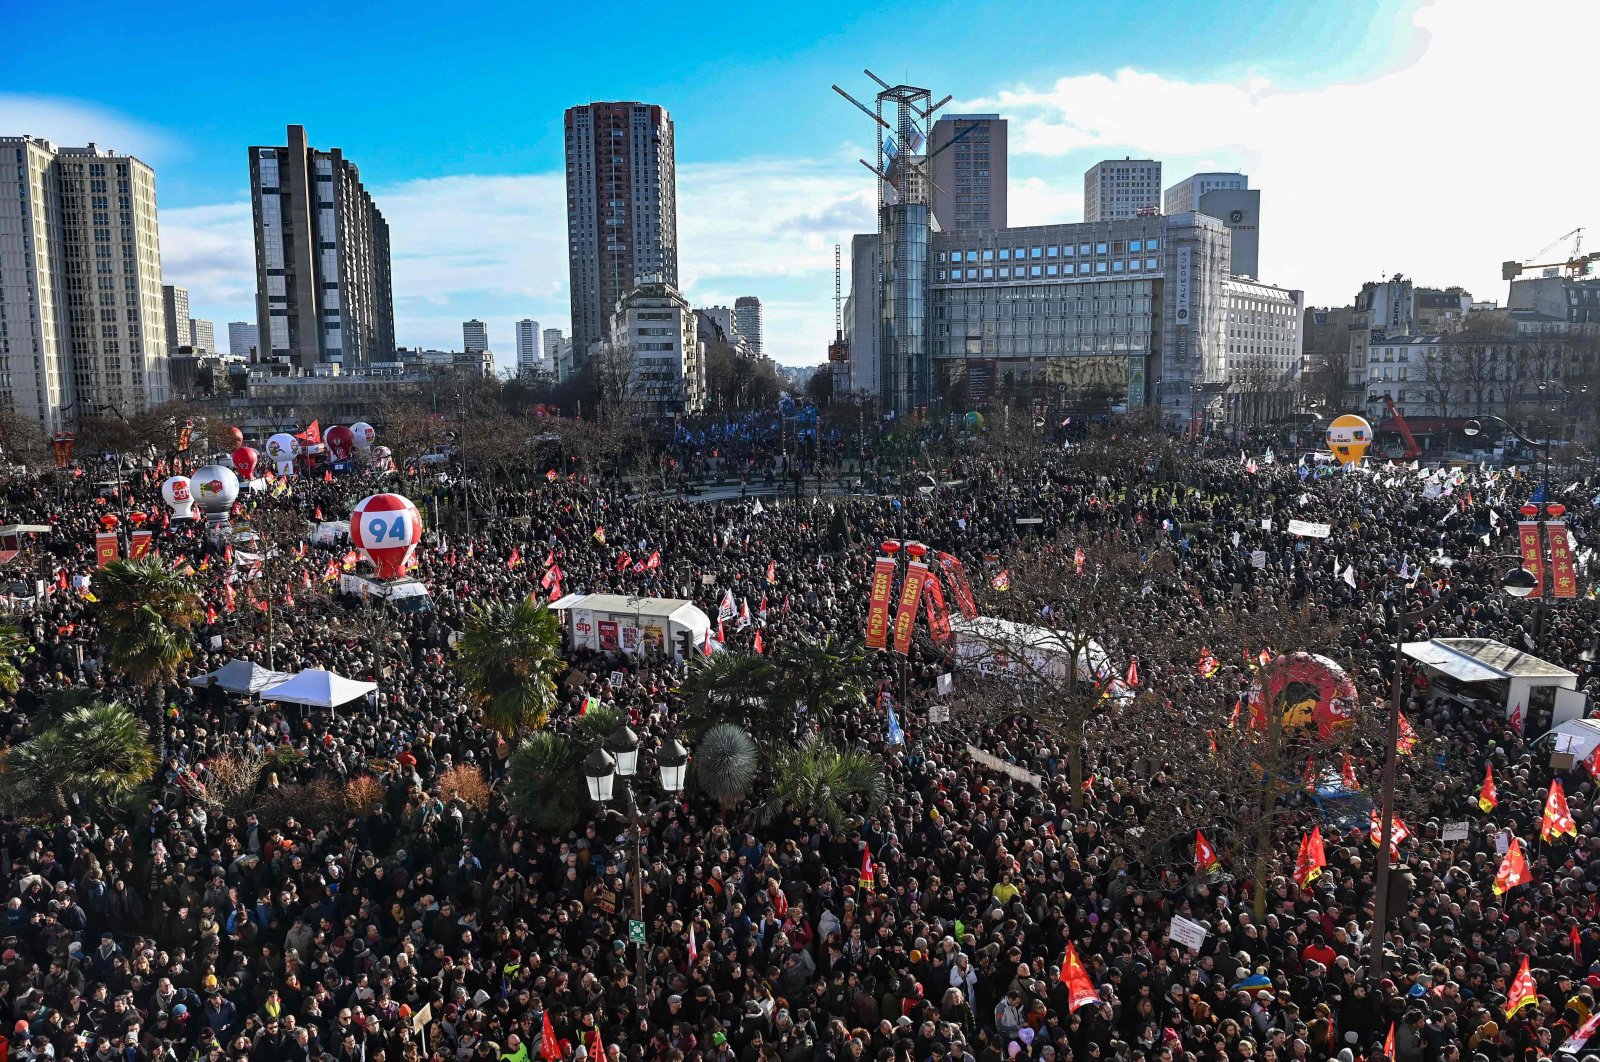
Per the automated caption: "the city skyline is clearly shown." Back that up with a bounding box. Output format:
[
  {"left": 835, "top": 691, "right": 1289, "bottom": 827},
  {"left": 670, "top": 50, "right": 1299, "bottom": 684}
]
[{"left": 4, "top": 0, "right": 1594, "bottom": 373}]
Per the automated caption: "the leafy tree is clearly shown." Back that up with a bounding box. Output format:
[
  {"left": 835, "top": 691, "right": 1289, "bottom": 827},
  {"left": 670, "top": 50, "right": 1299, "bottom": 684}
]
[
  {"left": 764, "top": 736, "right": 886, "bottom": 831},
  {"left": 0, "top": 622, "right": 32, "bottom": 696},
  {"left": 453, "top": 596, "right": 564, "bottom": 736},
  {"left": 0, "top": 701, "right": 157, "bottom": 817},
  {"left": 93, "top": 556, "right": 203, "bottom": 746},
  {"left": 692, "top": 723, "right": 759, "bottom": 812}
]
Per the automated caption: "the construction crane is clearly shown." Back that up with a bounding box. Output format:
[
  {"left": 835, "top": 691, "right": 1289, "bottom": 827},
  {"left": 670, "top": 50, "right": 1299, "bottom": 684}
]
[
  {"left": 828, "top": 243, "right": 849, "bottom": 363},
  {"left": 1502, "top": 227, "right": 1599, "bottom": 281},
  {"left": 1381, "top": 396, "right": 1423, "bottom": 461}
]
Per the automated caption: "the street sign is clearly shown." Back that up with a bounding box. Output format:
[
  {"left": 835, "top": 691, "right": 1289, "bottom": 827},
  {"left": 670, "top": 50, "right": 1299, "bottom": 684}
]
[{"left": 628, "top": 919, "right": 646, "bottom": 944}]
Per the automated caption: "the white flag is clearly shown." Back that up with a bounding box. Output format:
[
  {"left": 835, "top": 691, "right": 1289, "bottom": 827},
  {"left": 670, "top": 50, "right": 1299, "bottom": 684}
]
[{"left": 1342, "top": 565, "right": 1357, "bottom": 589}]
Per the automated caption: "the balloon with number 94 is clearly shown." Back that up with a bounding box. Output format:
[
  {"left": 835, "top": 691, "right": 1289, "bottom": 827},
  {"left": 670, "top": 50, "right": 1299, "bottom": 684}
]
[{"left": 350, "top": 493, "right": 422, "bottom": 580}]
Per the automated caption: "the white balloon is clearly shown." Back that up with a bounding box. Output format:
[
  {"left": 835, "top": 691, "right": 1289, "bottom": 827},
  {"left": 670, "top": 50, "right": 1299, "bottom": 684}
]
[
  {"left": 189, "top": 465, "right": 240, "bottom": 514},
  {"left": 265, "top": 433, "right": 298, "bottom": 464},
  {"left": 350, "top": 422, "right": 375, "bottom": 451},
  {"left": 161, "top": 476, "right": 196, "bottom": 519}
]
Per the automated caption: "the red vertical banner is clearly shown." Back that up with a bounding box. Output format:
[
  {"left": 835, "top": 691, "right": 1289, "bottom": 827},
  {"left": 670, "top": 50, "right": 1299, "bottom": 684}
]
[
  {"left": 51, "top": 432, "right": 75, "bottom": 469},
  {"left": 892, "top": 560, "right": 931, "bottom": 656},
  {"left": 923, "top": 572, "right": 953, "bottom": 644},
  {"left": 128, "top": 530, "right": 154, "bottom": 560},
  {"left": 865, "top": 556, "right": 896, "bottom": 650},
  {"left": 95, "top": 532, "right": 120, "bottom": 568},
  {"left": 935, "top": 551, "right": 978, "bottom": 619},
  {"left": 1546, "top": 521, "right": 1577, "bottom": 599},
  {"left": 1516, "top": 522, "right": 1544, "bottom": 596}
]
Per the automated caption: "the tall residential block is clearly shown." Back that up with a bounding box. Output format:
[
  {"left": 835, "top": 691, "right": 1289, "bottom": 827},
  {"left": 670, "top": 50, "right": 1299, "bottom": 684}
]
[
  {"left": 1083, "top": 159, "right": 1162, "bottom": 222},
  {"left": 463, "top": 319, "right": 488, "bottom": 355},
  {"left": 734, "top": 296, "right": 763, "bottom": 358},
  {"left": 0, "top": 137, "right": 170, "bottom": 431},
  {"left": 249, "top": 124, "right": 395, "bottom": 371},
  {"left": 162, "top": 284, "right": 190, "bottom": 355},
  {"left": 1166, "top": 173, "right": 1259, "bottom": 278},
  {"left": 929, "top": 115, "right": 1007, "bottom": 231},
  {"left": 515, "top": 318, "right": 541, "bottom": 371},
  {"left": 228, "top": 320, "right": 259, "bottom": 358},
  {"left": 1163, "top": 172, "right": 1248, "bottom": 214},
  {"left": 564, "top": 101, "right": 678, "bottom": 365},
  {"left": 188, "top": 318, "right": 215, "bottom": 352}
]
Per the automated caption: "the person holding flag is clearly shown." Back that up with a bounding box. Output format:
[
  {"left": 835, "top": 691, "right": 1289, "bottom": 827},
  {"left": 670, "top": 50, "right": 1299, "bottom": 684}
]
[
  {"left": 1293, "top": 826, "right": 1326, "bottom": 888},
  {"left": 1541, "top": 779, "right": 1577, "bottom": 841},
  {"left": 1479, "top": 763, "right": 1499, "bottom": 812},
  {"left": 1195, "top": 830, "right": 1221, "bottom": 876},
  {"left": 1058, "top": 943, "right": 1102, "bottom": 1012},
  {"left": 1494, "top": 836, "right": 1532, "bottom": 895}
]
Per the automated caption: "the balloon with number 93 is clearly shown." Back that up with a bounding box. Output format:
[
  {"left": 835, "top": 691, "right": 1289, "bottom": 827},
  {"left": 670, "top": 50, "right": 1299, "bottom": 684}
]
[{"left": 350, "top": 493, "right": 422, "bottom": 580}]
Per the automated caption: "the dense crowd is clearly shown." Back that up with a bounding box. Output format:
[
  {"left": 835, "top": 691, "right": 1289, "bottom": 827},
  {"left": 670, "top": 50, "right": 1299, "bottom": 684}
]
[{"left": 0, "top": 421, "right": 1597, "bottom": 1062}]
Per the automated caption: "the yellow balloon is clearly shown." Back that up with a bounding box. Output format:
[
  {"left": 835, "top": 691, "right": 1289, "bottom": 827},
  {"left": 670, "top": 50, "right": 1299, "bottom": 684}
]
[{"left": 1325, "top": 415, "right": 1372, "bottom": 465}]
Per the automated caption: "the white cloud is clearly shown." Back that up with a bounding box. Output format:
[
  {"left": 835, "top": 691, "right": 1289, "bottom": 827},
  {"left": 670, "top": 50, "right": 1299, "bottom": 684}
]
[
  {"left": 961, "top": 0, "right": 1598, "bottom": 306},
  {"left": 0, "top": 94, "right": 172, "bottom": 160}
]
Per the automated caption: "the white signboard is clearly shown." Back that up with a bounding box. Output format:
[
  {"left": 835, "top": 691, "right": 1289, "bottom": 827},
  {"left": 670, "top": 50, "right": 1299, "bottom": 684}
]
[
  {"left": 1287, "top": 519, "right": 1332, "bottom": 539},
  {"left": 1441, "top": 821, "right": 1470, "bottom": 842},
  {"left": 1250, "top": 550, "right": 1267, "bottom": 569},
  {"left": 966, "top": 745, "right": 1042, "bottom": 789},
  {"left": 927, "top": 705, "right": 950, "bottom": 724},
  {"left": 936, "top": 673, "right": 954, "bottom": 696},
  {"left": 1169, "top": 915, "right": 1209, "bottom": 952}
]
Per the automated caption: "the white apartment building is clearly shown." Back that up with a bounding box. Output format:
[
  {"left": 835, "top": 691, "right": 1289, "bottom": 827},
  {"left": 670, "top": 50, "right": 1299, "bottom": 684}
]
[
  {"left": 189, "top": 318, "right": 215, "bottom": 352},
  {"left": 1221, "top": 276, "right": 1303, "bottom": 425},
  {"left": 1083, "top": 159, "right": 1161, "bottom": 222},
  {"left": 163, "top": 284, "right": 190, "bottom": 355},
  {"left": 609, "top": 279, "right": 704, "bottom": 413},
  {"left": 542, "top": 328, "right": 563, "bottom": 372},
  {"left": 0, "top": 137, "right": 169, "bottom": 432},
  {"left": 515, "top": 318, "right": 541, "bottom": 372},
  {"left": 734, "top": 296, "right": 763, "bottom": 358},
  {"left": 462, "top": 319, "right": 488, "bottom": 355},
  {"left": 1163, "top": 172, "right": 1248, "bottom": 215}
]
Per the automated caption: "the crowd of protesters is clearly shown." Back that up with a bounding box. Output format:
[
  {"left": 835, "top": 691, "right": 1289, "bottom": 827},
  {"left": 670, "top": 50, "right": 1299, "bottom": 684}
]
[{"left": 0, "top": 415, "right": 1595, "bottom": 1062}]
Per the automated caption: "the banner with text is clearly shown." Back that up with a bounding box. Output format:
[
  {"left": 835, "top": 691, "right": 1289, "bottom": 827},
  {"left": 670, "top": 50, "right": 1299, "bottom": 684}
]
[
  {"left": 865, "top": 556, "right": 896, "bottom": 650},
  {"left": 1287, "top": 519, "right": 1332, "bottom": 538},
  {"left": 1546, "top": 521, "right": 1577, "bottom": 598},
  {"left": 892, "top": 559, "right": 931, "bottom": 655},
  {"left": 1517, "top": 521, "right": 1545, "bottom": 596},
  {"left": 129, "top": 530, "right": 154, "bottom": 560},
  {"left": 95, "top": 532, "right": 119, "bottom": 568}
]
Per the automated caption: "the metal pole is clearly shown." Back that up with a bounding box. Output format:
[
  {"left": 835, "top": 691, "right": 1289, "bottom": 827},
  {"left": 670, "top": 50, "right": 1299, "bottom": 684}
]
[{"left": 631, "top": 789, "right": 646, "bottom": 1004}]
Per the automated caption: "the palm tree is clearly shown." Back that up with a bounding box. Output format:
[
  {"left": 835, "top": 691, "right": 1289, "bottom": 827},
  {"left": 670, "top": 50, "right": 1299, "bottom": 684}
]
[
  {"left": 678, "top": 636, "right": 869, "bottom": 749},
  {"left": 1, "top": 701, "right": 157, "bottom": 816},
  {"left": 93, "top": 556, "right": 202, "bottom": 747},
  {"left": 677, "top": 653, "right": 779, "bottom": 739},
  {"left": 692, "top": 723, "right": 759, "bottom": 812},
  {"left": 453, "top": 596, "right": 564, "bottom": 736},
  {"left": 767, "top": 636, "right": 870, "bottom": 735},
  {"left": 764, "top": 735, "right": 886, "bottom": 831},
  {"left": 504, "top": 731, "right": 582, "bottom": 831},
  {"left": 0, "top": 621, "right": 32, "bottom": 695}
]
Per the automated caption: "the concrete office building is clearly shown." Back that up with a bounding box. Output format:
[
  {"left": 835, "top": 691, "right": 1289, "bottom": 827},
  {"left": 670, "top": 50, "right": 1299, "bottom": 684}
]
[
  {"left": 514, "top": 319, "right": 541, "bottom": 372},
  {"left": 1163, "top": 172, "right": 1248, "bottom": 215},
  {"left": 1220, "top": 276, "right": 1303, "bottom": 425},
  {"left": 697, "top": 305, "right": 752, "bottom": 357},
  {"left": 734, "top": 296, "right": 763, "bottom": 358},
  {"left": 188, "top": 318, "right": 215, "bottom": 353},
  {"left": 228, "top": 321, "right": 259, "bottom": 358},
  {"left": 462, "top": 319, "right": 488, "bottom": 355},
  {"left": 249, "top": 124, "right": 395, "bottom": 371},
  {"left": 1083, "top": 159, "right": 1161, "bottom": 222},
  {"left": 0, "top": 137, "right": 170, "bottom": 431},
  {"left": 1508, "top": 275, "right": 1600, "bottom": 327},
  {"left": 162, "top": 284, "right": 190, "bottom": 355},
  {"left": 565, "top": 101, "right": 678, "bottom": 366},
  {"left": 929, "top": 115, "right": 1007, "bottom": 231},
  {"left": 542, "top": 328, "right": 564, "bottom": 373},
  {"left": 607, "top": 278, "right": 704, "bottom": 414},
  {"left": 848, "top": 211, "right": 1233, "bottom": 420}
]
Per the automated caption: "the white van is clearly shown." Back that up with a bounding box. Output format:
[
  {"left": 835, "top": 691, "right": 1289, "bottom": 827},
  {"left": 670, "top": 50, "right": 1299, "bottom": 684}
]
[{"left": 1535, "top": 718, "right": 1600, "bottom": 762}]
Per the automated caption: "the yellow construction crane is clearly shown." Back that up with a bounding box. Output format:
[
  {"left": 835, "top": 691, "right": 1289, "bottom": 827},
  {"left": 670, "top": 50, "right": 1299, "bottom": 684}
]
[{"left": 1503, "top": 227, "right": 1599, "bottom": 280}]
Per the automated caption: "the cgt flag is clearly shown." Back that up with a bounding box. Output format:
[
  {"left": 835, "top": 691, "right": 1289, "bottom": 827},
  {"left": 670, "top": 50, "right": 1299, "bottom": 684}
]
[
  {"left": 1058, "top": 943, "right": 1101, "bottom": 1012},
  {"left": 1493, "top": 836, "right": 1531, "bottom": 895},
  {"left": 1293, "top": 826, "right": 1326, "bottom": 888},
  {"left": 1506, "top": 956, "right": 1538, "bottom": 1017},
  {"left": 1479, "top": 764, "right": 1499, "bottom": 812},
  {"left": 922, "top": 572, "right": 953, "bottom": 644},
  {"left": 1195, "top": 830, "right": 1221, "bottom": 876},
  {"left": 1541, "top": 779, "right": 1577, "bottom": 841},
  {"left": 858, "top": 846, "right": 875, "bottom": 891}
]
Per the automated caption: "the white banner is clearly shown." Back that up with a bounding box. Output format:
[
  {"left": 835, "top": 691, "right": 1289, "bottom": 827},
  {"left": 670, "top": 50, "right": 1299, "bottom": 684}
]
[
  {"left": 966, "top": 745, "right": 1042, "bottom": 789},
  {"left": 1287, "top": 519, "right": 1331, "bottom": 539},
  {"left": 1169, "top": 915, "right": 1209, "bottom": 952}
]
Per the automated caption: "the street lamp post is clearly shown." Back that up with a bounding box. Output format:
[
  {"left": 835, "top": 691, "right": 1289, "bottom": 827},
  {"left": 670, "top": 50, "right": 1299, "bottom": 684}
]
[
  {"left": 584, "top": 729, "right": 688, "bottom": 1005},
  {"left": 1368, "top": 589, "right": 1445, "bottom": 987}
]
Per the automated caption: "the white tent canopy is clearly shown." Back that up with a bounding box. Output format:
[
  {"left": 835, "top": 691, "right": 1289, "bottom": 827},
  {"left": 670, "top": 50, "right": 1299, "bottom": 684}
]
[
  {"left": 260, "top": 668, "right": 377, "bottom": 708},
  {"left": 189, "top": 659, "right": 291, "bottom": 694}
]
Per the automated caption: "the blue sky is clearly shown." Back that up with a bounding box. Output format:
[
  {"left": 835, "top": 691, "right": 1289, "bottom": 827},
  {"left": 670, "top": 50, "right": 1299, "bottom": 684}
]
[{"left": 5, "top": 0, "right": 1593, "bottom": 369}]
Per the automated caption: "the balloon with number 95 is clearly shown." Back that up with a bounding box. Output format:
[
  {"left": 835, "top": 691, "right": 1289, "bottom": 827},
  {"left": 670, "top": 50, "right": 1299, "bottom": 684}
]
[{"left": 350, "top": 493, "right": 422, "bottom": 580}]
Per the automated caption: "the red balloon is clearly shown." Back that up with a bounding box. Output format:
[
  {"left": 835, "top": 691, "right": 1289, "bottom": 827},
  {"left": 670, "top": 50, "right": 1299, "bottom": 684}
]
[
  {"left": 228, "top": 426, "right": 244, "bottom": 448},
  {"left": 326, "top": 425, "right": 356, "bottom": 461},
  {"left": 232, "top": 446, "right": 259, "bottom": 480},
  {"left": 350, "top": 493, "right": 422, "bottom": 580}
]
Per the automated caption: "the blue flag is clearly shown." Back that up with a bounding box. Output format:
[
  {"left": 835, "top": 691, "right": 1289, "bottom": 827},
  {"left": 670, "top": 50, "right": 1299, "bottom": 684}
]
[
  {"left": 886, "top": 703, "right": 905, "bottom": 747},
  {"left": 1530, "top": 481, "right": 1547, "bottom": 505}
]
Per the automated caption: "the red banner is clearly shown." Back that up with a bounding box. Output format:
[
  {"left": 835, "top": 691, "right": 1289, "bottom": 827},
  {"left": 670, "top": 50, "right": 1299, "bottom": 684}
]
[
  {"left": 129, "top": 530, "right": 154, "bottom": 560},
  {"left": 865, "top": 556, "right": 896, "bottom": 650},
  {"left": 1546, "top": 521, "right": 1577, "bottom": 599},
  {"left": 923, "top": 571, "right": 953, "bottom": 644},
  {"left": 935, "top": 551, "right": 978, "bottom": 619},
  {"left": 51, "top": 432, "right": 74, "bottom": 469},
  {"left": 892, "top": 560, "right": 931, "bottom": 656},
  {"left": 1517, "top": 522, "right": 1544, "bottom": 596},
  {"left": 95, "top": 532, "right": 119, "bottom": 568}
]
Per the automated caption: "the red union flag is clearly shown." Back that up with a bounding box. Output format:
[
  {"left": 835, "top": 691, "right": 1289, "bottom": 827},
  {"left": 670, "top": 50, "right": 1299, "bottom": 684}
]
[
  {"left": 1058, "top": 943, "right": 1101, "bottom": 1012},
  {"left": 1546, "top": 521, "right": 1577, "bottom": 598},
  {"left": 865, "top": 556, "right": 896, "bottom": 650},
  {"left": 1542, "top": 779, "right": 1577, "bottom": 841},
  {"left": 1494, "top": 836, "right": 1531, "bottom": 895},
  {"left": 1294, "top": 826, "right": 1326, "bottom": 888},
  {"left": 1517, "top": 521, "right": 1544, "bottom": 595},
  {"left": 935, "top": 551, "right": 978, "bottom": 619},
  {"left": 922, "top": 572, "right": 953, "bottom": 644},
  {"left": 1194, "top": 830, "right": 1221, "bottom": 875},
  {"left": 892, "top": 559, "right": 931, "bottom": 655},
  {"left": 1506, "top": 955, "right": 1538, "bottom": 1016}
]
